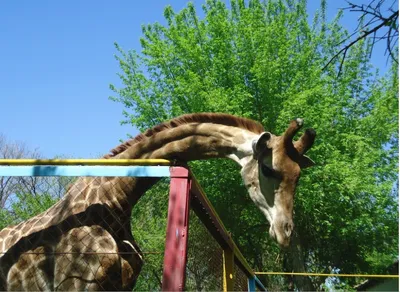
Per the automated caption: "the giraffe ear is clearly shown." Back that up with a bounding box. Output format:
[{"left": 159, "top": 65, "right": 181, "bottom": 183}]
[
  {"left": 252, "top": 132, "right": 272, "bottom": 157},
  {"left": 298, "top": 155, "right": 315, "bottom": 169}
]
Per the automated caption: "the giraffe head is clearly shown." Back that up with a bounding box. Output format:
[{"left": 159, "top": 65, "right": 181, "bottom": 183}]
[{"left": 240, "top": 118, "right": 316, "bottom": 248}]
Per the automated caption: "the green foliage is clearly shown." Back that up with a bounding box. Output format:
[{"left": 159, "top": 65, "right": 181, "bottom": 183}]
[
  {"left": 0, "top": 176, "right": 75, "bottom": 230},
  {"left": 11, "top": 192, "right": 58, "bottom": 222},
  {"left": 111, "top": 0, "right": 398, "bottom": 290},
  {"left": 0, "top": 192, "right": 59, "bottom": 232},
  {"left": 0, "top": 208, "right": 15, "bottom": 231}
]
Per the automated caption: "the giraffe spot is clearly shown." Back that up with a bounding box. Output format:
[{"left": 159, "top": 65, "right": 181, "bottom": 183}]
[{"left": 92, "top": 226, "right": 106, "bottom": 236}]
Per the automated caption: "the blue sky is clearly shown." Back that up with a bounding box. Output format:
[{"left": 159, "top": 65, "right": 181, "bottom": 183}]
[{"left": 0, "top": 0, "right": 394, "bottom": 158}]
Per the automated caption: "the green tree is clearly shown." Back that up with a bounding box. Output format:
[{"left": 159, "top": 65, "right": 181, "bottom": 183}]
[
  {"left": 10, "top": 192, "right": 59, "bottom": 222},
  {"left": 111, "top": 0, "right": 398, "bottom": 290},
  {"left": 0, "top": 134, "right": 75, "bottom": 230}
]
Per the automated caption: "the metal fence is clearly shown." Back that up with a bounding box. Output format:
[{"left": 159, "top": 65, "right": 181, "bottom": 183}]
[
  {"left": 185, "top": 209, "right": 224, "bottom": 291},
  {"left": 0, "top": 160, "right": 266, "bottom": 291}
]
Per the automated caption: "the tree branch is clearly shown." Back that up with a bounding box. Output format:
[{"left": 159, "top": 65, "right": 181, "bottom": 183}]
[{"left": 323, "top": 8, "right": 398, "bottom": 76}]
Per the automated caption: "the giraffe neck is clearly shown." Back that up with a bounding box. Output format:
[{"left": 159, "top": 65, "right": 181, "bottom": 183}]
[
  {"left": 0, "top": 122, "right": 259, "bottom": 255},
  {"left": 101, "top": 123, "right": 258, "bottom": 209},
  {"left": 117, "top": 123, "right": 256, "bottom": 162}
]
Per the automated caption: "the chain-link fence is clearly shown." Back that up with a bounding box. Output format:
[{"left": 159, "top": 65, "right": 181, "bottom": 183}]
[
  {"left": 130, "top": 179, "right": 169, "bottom": 291},
  {"left": 0, "top": 164, "right": 266, "bottom": 291},
  {"left": 0, "top": 174, "right": 168, "bottom": 291},
  {"left": 187, "top": 179, "right": 267, "bottom": 292},
  {"left": 234, "top": 262, "right": 250, "bottom": 291},
  {"left": 185, "top": 209, "right": 223, "bottom": 291}
]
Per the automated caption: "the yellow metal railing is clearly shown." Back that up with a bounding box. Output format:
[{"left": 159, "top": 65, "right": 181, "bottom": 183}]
[
  {"left": 223, "top": 249, "right": 234, "bottom": 291},
  {"left": 255, "top": 272, "right": 399, "bottom": 278},
  {"left": 0, "top": 159, "right": 171, "bottom": 166}
]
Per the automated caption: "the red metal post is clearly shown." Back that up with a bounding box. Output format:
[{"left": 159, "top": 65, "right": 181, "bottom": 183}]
[{"left": 162, "top": 166, "right": 191, "bottom": 291}]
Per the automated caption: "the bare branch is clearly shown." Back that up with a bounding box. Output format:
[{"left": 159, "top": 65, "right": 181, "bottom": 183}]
[
  {"left": 323, "top": 6, "right": 399, "bottom": 76},
  {"left": 386, "top": 22, "right": 398, "bottom": 63},
  {"left": 0, "top": 134, "right": 42, "bottom": 211}
]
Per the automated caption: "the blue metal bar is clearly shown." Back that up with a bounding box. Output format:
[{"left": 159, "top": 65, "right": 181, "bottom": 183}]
[
  {"left": 248, "top": 277, "right": 256, "bottom": 292},
  {"left": 248, "top": 276, "right": 267, "bottom": 292},
  {"left": 254, "top": 275, "right": 267, "bottom": 291},
  {"left": 0, "top": 166, "right": 171, "bottom": 177}
]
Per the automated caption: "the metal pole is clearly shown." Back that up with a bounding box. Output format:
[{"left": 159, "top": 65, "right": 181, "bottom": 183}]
[
  {"left": 162, "top": 167, "right": 191, "bottom": 291},
  {"left": 223, "top": 249, "right": 234, "bottom": 291},
  {"left": 248, "top": 277, "right": 256, "bottom": 292}
]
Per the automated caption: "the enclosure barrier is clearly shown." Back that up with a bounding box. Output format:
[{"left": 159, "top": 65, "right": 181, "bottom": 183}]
[
  {"left": 0, "top": 159, "right": 266, "bottom": 291},
  {"left": 254, "top": 272, "right": 399, "bottom": 278},
  {"left": 254, "top": 271, "right": 399, "bottom": 291}
]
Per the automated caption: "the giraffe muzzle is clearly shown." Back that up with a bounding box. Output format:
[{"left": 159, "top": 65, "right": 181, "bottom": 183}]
[{"left": 270, "top": 219, "right": 294, "bottom": 248}]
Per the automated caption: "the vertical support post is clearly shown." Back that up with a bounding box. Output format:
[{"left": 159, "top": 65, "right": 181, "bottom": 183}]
[
  {"left": 162, "top": 167, "right": 191, "bottom": 291},
  {"left": 248, "top": 277, "right": 256, "bottom": 292},
  {"left": 223, "top": 249, "right": 234, "bottom": 291}
]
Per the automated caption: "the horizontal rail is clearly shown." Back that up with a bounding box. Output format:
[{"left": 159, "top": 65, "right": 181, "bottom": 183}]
[
  {"left": 0, "top": 159, "right": 171, "bottom": 166},
  {"left": 255, "top": 272, "right": 399, "bottom": 278},
  {"left": 0, "top": 251, "right": 164, "bottom": 255},
  {"left": 0, "top": 165, "right": 171, "bottom": 177}
]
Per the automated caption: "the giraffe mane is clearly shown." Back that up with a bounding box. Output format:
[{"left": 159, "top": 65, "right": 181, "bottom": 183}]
[{"left": 104, "top": 113, "right": 265, "bottom": 158}]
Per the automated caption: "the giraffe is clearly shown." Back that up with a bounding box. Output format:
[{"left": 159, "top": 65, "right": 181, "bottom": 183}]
[{"left": 0, "top": 113, "right": 316, "bottom": 291}]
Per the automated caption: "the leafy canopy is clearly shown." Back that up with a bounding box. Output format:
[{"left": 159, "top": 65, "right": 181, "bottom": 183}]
[{"left": 111, "top": 0, "right": 398, "bottom": 290}]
